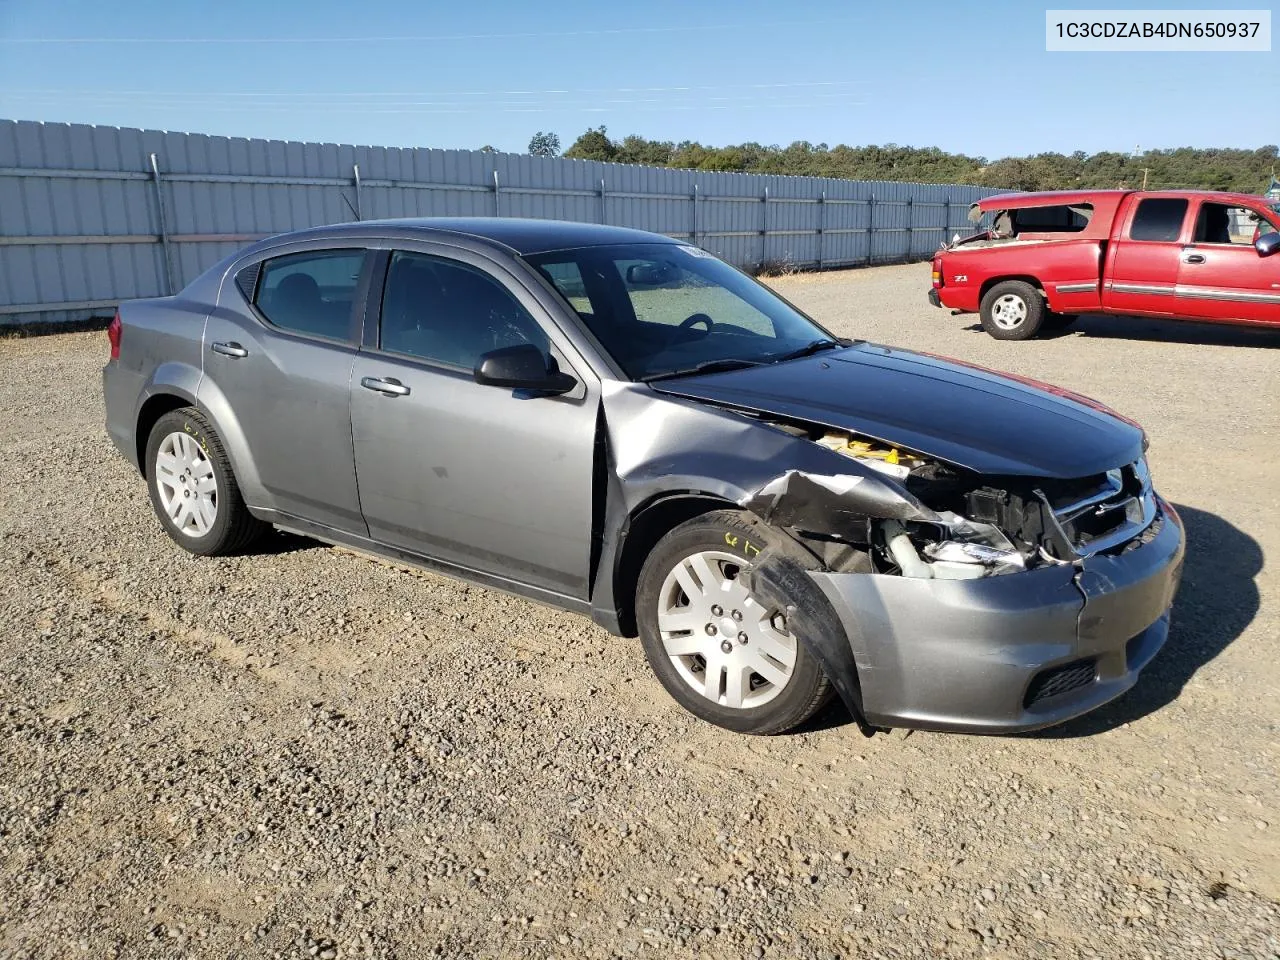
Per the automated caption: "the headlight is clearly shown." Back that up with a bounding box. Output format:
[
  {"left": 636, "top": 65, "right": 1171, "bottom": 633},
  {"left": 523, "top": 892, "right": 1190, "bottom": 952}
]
[{"left": 923, "top": 540, "right": 1026, "bottom": 570}]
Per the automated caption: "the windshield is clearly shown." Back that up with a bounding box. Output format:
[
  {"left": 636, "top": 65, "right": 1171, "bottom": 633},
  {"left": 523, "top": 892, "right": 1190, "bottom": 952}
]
[{"left": 524, "top": 243, "right": 836, "bottom": 380}]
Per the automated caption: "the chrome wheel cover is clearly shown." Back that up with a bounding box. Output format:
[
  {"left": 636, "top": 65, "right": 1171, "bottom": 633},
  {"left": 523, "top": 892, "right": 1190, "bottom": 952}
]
[
  {"left": 657, "top": 549, "right": 798, "bottom": 710},
  {"left": 991, "top": 293, "right": 1029, "bottom": 329},
  {"left": 155, "top": 431, "right": 217, "bottom": 538}
]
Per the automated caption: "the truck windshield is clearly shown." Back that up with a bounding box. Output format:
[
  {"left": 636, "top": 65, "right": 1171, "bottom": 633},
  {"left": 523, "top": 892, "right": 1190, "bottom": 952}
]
[{"left": 525, "top": 243, "right": 839, "bottom": 381}]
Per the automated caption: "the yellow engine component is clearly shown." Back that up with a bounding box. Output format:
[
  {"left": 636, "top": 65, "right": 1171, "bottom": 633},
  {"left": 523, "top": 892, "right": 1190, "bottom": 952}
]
[
  {"left": 816, "top": 433, "right": 920, "bottom": 476},
  {"left": 817, "top": 433, "right": 904, "bottom": 462}
]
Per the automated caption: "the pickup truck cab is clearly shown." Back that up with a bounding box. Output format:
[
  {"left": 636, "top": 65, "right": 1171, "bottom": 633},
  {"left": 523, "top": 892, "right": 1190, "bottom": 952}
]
[{"left": 930, "top": 189, "right": 1280, "bottom": 340}]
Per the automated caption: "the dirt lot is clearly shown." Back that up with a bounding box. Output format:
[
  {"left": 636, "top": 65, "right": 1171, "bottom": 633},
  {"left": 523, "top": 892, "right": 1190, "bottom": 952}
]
[{"left": 1, "top": 262, "right": 1277, "bottom": 960}]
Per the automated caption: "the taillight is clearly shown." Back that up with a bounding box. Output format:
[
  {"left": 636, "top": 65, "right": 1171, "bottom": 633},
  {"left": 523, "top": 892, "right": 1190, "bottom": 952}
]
[
  {"left": 931, "top": 256, "right": 944, "bottom": 288},
  {"left": 107, "top": 310, "right": 122, "bottom": 361}
]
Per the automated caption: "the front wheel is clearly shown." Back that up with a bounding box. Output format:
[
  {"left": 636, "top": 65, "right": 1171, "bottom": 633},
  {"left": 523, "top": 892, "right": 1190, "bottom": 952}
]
[
  {"left": 635, "top": 511, "right": 833, "bottom": 734},
  {"left": 979, "top": 280, "right": 1045, "bottom": 340}
]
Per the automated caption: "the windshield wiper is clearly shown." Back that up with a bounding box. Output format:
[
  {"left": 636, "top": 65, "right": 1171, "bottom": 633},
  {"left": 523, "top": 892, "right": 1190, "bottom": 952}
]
[
  {"left": 640, "top": 358, "right": 764, "bottom": 383},
  {"left": 770, "top": 338, "right": 844, "bottom": 363}
]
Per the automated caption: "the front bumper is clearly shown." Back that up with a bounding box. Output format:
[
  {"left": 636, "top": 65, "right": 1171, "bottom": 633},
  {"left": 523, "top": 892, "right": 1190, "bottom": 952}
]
[
  {"left": 927, "top": 287, "right": 941, "bottom": 308},
  {"left": 810, "top": 499, "right": 1185, "bottom": 733}
]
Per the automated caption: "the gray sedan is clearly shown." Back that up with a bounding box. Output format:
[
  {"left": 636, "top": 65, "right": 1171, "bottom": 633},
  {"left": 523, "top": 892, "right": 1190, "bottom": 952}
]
[{"left": 103, "top": 218, "right": 1183, "bottom": 735}]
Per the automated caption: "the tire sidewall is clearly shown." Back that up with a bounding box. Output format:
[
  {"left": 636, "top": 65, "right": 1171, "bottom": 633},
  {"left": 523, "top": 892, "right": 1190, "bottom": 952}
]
[
  {"left": 145, "top": 409, "right": 237, "bottom": 556},
  {"left": 980, "top": 281, "right": 1044, "bottom": 341},
  {"left": 635, "top": 512, "right": 828, "bottom": 734}
]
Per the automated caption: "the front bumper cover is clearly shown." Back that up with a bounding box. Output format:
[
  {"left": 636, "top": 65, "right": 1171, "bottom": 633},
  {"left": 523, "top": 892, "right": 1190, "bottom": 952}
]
[{"left": 809, "top": 499, "right": 1185, "bottom": 733}]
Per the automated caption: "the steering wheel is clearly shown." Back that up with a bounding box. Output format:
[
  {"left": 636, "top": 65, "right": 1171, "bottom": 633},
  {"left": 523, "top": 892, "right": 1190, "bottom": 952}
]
[{"left": 676, "top": 313, "right": 714, "bottom": 337}]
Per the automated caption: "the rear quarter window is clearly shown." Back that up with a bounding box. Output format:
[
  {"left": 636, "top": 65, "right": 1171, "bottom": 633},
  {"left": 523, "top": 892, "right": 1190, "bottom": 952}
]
[
  {"left": 253, "top": 249, "right": 366, "bottom": 341},
  {"left": 1128, "top": 199, "right": 1189, "bottom": 242}
]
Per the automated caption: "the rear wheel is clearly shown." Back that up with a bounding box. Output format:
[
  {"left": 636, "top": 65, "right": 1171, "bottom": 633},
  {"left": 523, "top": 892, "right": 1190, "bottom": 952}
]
[
  {"left": 979, "top": 280, "right": 1045, "bottom": 340},
  {"left": 635, "top": 511, "right": 832, "bottom": 734},
  {"left": 145, "top": 407, "right": 266, "bottom": 556}
]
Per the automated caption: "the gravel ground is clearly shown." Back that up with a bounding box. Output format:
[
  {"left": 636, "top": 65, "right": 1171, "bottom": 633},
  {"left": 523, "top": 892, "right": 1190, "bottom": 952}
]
[{"left": 1, "top": 262, "right": 1277, "bottom": 960}]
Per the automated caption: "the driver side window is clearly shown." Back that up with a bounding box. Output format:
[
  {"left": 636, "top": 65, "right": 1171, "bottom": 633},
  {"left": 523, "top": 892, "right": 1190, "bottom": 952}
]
[{"left": 379, "top": 252, "right": 550, "bottom": 369}]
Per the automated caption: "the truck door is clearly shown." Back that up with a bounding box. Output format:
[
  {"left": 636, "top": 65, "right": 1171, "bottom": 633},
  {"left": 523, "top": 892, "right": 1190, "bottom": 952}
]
[
  {"left": 1104, "top": 196, "right": 1191, "bottom": 316},
  {"left": 1175, "top": 200, "right": 1280, "bottom": 325}
]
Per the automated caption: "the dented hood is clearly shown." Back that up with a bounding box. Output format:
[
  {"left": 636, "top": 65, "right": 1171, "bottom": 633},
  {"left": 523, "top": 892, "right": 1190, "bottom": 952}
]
[{"left": 650, "top": 344, "right": 1144, "bottom": 479}]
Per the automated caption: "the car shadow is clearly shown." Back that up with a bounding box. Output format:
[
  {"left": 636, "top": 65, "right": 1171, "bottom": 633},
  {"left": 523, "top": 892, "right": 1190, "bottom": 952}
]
[
  {"left": 796, "top": 503, "right": 1262, "bottom": 739},
  {"left": 250, "top": 529, "right": 326, "bottom": 556},
  {"left": 1031, "top": 502, "right": 1261, "bottom": 738},
  {"left": 964, "top": 314, "right": 1279, "bottom": 348}
]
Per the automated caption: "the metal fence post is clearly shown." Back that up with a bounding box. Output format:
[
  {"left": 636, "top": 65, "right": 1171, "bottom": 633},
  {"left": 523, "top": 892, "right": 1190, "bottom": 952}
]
[
  {"left": 944, "top": 199, "right": 951, "bottom": 242},
  {"left": 867, "top": 193, "right": 876, "bottom": 265},
  {"left": 492, "top": 170, "right": 501, "bottom": 217},
  {"left": 905, "top": 195, "right": 913, "bottom": 262},
  {"left": 148, "top": 153, "right": 175, "bottom": 296},
  {"left": 691, "top": 182, "right": 698, "bottom": 246},
  {"left": 817, "top": 190, "right": 825, "bottom": 268},
  {"left": 761, "top": 186, "right": 769, "bottom": 265},
  {"left": 353, "top": 163, "right": 363, "bottom": 221},
  {"left": 599, "top": 178, "right": 607, "bottom": 225}
]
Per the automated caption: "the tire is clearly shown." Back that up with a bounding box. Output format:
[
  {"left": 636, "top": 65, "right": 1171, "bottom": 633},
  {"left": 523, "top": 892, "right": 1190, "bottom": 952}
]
[
  {"left": 979, "top": 280, "right": 1045, "bottom": 340},
  {"left": 635, "top": 510, "right": 833, "bottom": 735},
  {"left": 144, "top": 406, "right": 266, "bottom": 556}
]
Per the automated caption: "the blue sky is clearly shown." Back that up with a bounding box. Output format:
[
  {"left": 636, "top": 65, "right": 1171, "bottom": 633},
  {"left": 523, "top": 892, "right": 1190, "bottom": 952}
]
[{"left": 0, "top": 0, "right": 1273, "bottom": 157}]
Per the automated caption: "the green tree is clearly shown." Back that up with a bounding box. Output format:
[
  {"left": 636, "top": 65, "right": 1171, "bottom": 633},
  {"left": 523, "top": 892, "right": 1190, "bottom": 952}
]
[
  {"left": 564, "top": 126, "right": 617, "bottom": 162},
  {"left": 527, "top": 132, "right": 561, "bottom": 158}
]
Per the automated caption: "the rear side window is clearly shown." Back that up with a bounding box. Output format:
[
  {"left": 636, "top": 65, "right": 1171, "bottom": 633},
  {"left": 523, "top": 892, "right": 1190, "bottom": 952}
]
[
  {"left": 254, "top": 250, "right": 365, "bottom": 340},
  {"left": 379, "top": 252, "right": 549, "bottom": 369},
  {"left": 1128, "top": 199, "right": 1189, "bottom": 242}
]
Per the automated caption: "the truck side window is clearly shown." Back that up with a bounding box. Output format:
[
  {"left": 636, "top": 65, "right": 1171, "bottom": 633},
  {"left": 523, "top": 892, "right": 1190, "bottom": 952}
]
[
  {"left": 1128, "top": 199, "right": 1188, "bottom": 243},
  {"left": 1193, "top": 203, "right": 1262, "bottom": 246}
]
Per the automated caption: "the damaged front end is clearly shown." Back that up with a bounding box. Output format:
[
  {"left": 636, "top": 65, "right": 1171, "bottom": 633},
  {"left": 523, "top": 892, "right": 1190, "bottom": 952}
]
[
  {"left": 738, "top": 418, "right": 1161, "bottom": 583},
  {"left": 730, "top": 421, "right": 1181, "bottom": 733},
  {"left": 597, "top": 382, "right": 1183, "bottom": 734}
]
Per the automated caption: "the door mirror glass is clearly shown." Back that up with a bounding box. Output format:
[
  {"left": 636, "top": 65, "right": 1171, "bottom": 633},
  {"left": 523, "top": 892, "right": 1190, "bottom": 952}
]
[
  {"left": 474, "top": 344, "right": 576, "bottom": 394},
  {"left": 1255, "top": 231, "right": 1280, "bottom": 257}
]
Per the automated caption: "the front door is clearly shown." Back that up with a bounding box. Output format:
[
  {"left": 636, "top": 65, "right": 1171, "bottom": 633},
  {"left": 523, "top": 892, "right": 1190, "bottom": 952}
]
[
  {"left": 200, "top": 247, "right": 369, "bottom": 533},
  {"left": 349, "top": 248, "right": 598, "bottom": 599},
  {"left": 1176, "top": 199, "right": 1280, "bottom": 325},
  {"left": 1104, "top": 196, "right": 1191, "bottom": 316}
]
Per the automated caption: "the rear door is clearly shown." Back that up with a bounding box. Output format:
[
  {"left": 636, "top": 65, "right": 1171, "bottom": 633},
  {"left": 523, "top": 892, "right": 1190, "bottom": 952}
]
[
  {"left": 201, "top": 247, "right": 370, "bottom": 533},
  {"left": 1175, "top": 199, "right": 1280, "bottom": 324},
  {"left": 348, "top": 245, "right": 599, "bottom": 600},
  {"left": 1104, "top": 196, "right": 1191, "bottom": 316}
]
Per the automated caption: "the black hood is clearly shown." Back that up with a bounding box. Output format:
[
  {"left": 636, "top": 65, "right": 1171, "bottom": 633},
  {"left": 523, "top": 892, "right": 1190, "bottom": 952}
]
[{"left": 651, "top": 343, "right": 1144, "bottom": 479}]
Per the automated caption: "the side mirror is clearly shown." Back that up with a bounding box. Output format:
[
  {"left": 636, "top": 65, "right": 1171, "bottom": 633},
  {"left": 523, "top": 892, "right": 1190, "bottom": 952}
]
[
  {"left": 1254, "top": 231, "right": 1280, "bottom": 257},
  {"left": 474, "top": 343, "right": 576, "bottom": 395}
]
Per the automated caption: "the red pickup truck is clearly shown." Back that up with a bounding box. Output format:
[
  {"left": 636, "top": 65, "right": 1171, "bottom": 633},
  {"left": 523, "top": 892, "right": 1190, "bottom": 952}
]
[{"left": 929, "top": 189, "right": 1280, "bottom": 340}]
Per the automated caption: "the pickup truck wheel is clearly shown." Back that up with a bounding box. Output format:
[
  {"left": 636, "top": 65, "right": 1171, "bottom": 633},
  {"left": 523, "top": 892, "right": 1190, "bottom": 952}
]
[{"left": 980, "top": 281, "right": 1044, "bottom": 340}]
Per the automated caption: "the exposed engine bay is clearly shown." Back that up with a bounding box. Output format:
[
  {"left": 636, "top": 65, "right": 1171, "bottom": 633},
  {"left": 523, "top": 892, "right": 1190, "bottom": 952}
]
[{"left": 741, "top": 421, "right": 1157, "bottom": 582}]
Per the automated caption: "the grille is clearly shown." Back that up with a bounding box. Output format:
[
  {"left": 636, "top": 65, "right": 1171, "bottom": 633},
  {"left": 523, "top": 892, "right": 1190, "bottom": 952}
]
[
  {"left": 1024, "top": 659, "right": 1097, "bottom": 707},
  {"left": 1047, "top": 459, "right": 1156, "bottom": 557}
]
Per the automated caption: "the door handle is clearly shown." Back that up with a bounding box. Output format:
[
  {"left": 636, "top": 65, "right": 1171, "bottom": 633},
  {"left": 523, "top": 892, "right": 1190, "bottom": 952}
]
[
  {"left": 211, "top": 341, "right": 248, "bottom": 358},
  {"left": 1182, "top": 253, "right": 1206, "bottom": 265},
  {"left": 360, "top": 376, "right": 411, "bottom": 397}
]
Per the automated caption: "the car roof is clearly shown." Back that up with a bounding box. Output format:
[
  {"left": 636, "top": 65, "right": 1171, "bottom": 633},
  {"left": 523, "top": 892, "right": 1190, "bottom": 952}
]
[
  {"left": 975, "top": 188, "right": 1270, "bottom": 212},
  {"left": 250, "top": 217, "right": 684, "bottom": 257}
]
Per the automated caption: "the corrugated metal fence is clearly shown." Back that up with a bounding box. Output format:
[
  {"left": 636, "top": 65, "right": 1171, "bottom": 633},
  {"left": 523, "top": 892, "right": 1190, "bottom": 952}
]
[{"left": 0, "top": 119, "right": 997, "bottom": 325}]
